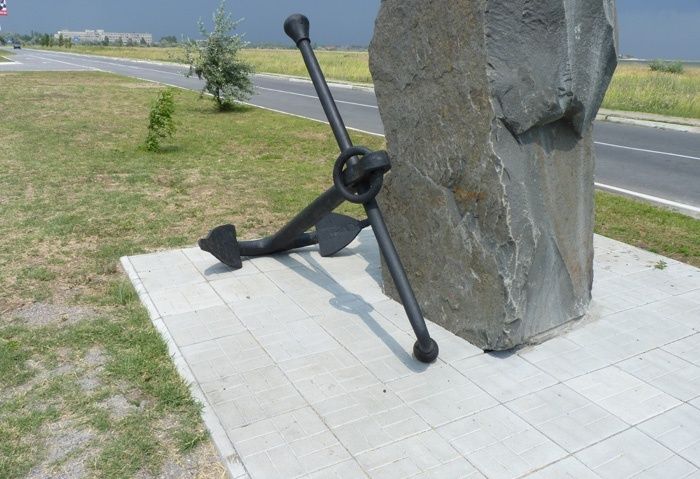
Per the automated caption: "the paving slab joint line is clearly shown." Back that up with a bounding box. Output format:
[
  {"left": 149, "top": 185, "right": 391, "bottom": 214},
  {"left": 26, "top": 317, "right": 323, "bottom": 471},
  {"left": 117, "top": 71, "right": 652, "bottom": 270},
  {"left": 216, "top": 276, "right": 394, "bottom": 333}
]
[
  {"left": 119, "top": 255, "right": 250, "bottom": 479},
  {"left": 515, "top": 323, "right": 699, "bottom": 387}
]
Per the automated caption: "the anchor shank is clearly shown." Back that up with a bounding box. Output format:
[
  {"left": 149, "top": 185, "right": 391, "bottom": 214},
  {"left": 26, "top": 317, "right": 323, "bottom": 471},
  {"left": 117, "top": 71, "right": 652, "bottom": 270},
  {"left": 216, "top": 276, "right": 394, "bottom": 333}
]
[
  {"left": 287, "top": 16, "right": 437, "bottom": 360},
  {"left": 296, "top": 39, "right": 358, "bottom": 162}
]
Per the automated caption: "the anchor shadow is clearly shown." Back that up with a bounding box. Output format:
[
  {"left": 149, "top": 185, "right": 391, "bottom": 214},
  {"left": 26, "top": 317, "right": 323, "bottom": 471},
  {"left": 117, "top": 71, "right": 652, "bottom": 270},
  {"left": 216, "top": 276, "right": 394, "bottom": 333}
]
[{"left": 259, "top": 232, "right": 429, "bottom": 374}]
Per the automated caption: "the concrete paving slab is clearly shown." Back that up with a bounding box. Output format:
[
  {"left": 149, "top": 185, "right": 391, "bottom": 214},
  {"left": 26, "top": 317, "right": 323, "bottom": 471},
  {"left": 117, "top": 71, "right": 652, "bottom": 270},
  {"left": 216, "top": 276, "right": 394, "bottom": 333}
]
[
  {"left": 565, "top": 366, "right": 681, "bottom": 425},
  {"left": 638, "top": 404, "right": 700, "bottom": 467},
  {"left": 575, "top": 428, "right": 697, "bottom": 478},
  {"left": 505, "top": 383, "right": 628, "bottom": 453},
  {"left": 122, "top": 231, "right": 700, "bottom": 479}
]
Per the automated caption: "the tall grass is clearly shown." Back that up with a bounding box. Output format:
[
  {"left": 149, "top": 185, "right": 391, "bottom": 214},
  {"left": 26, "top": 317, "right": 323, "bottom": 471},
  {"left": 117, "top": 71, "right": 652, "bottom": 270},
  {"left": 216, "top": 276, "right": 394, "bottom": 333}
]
[
  {"left": 240, "top": 49, "right": 372, "bottom": 83},
  {"left": 602, "top": 64, "right": 700, "bottom": 119}
]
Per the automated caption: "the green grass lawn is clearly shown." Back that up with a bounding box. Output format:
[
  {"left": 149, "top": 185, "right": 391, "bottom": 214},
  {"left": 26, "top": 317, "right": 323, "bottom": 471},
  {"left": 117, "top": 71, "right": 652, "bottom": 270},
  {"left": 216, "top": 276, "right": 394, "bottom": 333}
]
[
  {"left": 595, "top": 192, "right": 700, "bottom": 265},
  {"left": 0, "top": 71, "right": 698, "bottom": 478}
]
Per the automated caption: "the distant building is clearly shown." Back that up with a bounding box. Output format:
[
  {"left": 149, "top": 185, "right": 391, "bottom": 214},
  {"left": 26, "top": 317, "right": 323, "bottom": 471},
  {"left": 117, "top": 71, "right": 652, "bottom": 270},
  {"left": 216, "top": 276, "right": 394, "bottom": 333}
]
[{"left": 54, "top": 30, "right": 153, "bottom": 45}]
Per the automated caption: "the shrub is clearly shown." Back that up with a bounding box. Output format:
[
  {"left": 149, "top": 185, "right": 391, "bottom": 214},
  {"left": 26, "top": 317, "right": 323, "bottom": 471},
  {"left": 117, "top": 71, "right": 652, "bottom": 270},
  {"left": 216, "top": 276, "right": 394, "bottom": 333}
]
[
  {"left": 145, "top": 88, "right": 176, "bottom": 152},
  {"left": 184, "top": 0, "right": 254, "bottom": 110},
  {"left": 649, "top": 60, "right": 684, "bottom": 74}
]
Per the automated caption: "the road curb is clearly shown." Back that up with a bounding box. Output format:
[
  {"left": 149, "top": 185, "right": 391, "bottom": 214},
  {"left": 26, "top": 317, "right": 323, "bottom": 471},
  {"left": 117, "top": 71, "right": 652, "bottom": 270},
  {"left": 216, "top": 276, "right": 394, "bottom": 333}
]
[
  {"left": 596, "top": 110, "right": 700, "bottom": 134},
  {"left": 255, "top": 72, "right": 375, "bottom": 92}
]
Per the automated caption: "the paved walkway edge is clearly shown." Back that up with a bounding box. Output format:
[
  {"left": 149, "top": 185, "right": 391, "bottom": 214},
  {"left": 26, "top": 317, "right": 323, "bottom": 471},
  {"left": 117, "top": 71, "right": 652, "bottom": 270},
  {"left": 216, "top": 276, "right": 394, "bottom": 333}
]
[
  {"left": 122, "top": 232, "right": 700, "bottom": 479},
  {"left": 120, "top": 256, "right": 249, "bottom": 479}
]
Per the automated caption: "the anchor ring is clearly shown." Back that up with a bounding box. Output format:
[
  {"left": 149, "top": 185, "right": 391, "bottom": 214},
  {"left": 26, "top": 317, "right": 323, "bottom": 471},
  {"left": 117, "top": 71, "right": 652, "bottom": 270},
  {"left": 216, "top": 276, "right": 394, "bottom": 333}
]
[{"left": 333, "top": 147, "right": 384, "bottom": 204}]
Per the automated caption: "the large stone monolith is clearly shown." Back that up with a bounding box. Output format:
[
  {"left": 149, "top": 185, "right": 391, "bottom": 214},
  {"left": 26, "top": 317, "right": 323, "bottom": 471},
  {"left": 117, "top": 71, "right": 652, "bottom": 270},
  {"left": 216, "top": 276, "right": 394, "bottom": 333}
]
[{"left": 369, "top": 0, "right": 618, "bottom": 350}]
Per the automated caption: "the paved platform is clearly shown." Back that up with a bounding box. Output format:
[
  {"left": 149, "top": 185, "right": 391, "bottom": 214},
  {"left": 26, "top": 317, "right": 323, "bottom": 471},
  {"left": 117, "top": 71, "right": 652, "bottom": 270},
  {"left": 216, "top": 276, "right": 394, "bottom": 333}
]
[{"left": 122, "top": 231, "right": 700, "bottom": 479}]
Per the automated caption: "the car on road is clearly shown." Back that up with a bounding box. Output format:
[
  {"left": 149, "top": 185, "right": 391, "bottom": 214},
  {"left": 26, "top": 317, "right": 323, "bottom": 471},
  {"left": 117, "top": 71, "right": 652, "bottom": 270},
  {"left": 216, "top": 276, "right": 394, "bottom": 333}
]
[{"left": 13, "top": 41, "right": 21, "bottom": 49}]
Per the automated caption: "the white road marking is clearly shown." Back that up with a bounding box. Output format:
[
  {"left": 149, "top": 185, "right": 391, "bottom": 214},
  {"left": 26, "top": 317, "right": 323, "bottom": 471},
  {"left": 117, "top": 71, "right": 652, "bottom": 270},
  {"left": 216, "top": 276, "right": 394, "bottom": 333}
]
[
  {"left": 89, "top": 60, "right": 184, "bottom": 77},
  {"left": 25, "top": 54, "right": 101, "bottom": 71},
  {"left": 30, "top": 51, "right": 185, "bottom": 77},
  {"left": 240, "top": 102, "right": 384, "bottom": 137},
  {"left": 594, "top": 141, "right": 700, "bottom": 161},
  {"left": 595, "top": 183, "right": 700, "bottom": 214},
  {"left": 256, "top": 86, "right": 378, "bottom": 109}
]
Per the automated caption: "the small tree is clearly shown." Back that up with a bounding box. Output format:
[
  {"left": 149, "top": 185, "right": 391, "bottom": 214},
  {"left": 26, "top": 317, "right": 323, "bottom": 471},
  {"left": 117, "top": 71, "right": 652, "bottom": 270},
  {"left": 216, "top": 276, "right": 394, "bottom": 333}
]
[
  {"left": 160, "top": 35, "right": 178, "bottom": 45},
  {"left": 145, "top": 88, "right": 177, "bottom": 152},
  {"left": 103, "top": 36, "right": 110, "bottom": 46},
  {"left": 58, "top": 33, "right": 64, "bottom": 47},
  {"left": 649, "top": 60, "right": 684, "bottom": 74},
  {"left": 116, "top": 37, "right": 124, "bottom": 47},
  {"left": 185, "top": 0, "right": 254, "bottom": 110}
]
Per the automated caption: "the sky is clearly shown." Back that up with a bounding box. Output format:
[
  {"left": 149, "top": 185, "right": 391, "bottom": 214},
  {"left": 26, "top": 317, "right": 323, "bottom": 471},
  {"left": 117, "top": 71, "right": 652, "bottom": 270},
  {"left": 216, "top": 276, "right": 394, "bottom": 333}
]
[{"left": 0, "top": 0, "right": 699, "bottom": 60}]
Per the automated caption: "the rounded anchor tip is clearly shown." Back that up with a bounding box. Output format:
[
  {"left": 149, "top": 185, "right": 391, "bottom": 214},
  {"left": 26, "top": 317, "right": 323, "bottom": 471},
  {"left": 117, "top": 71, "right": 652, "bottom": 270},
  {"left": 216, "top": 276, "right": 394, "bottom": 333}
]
[
  {"left": 284, "top": 13, "right": 310, "bottom": 45},
  {"left": 413, "top": 338, "right": 439, "bottom": 364}
]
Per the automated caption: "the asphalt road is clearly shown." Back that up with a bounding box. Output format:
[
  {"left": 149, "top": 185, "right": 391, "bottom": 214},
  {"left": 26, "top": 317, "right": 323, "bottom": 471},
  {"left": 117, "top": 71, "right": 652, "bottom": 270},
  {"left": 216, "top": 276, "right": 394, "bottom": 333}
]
[{"left": 4, "top": 48, "right": 700, "bottom": 214}]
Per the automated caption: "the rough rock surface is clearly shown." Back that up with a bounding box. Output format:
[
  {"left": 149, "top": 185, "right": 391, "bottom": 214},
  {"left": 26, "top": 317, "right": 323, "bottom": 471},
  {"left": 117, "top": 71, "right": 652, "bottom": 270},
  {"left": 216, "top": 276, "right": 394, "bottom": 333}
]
[{"left": 369, "top": 0, "right": 617, "bottom": 350}]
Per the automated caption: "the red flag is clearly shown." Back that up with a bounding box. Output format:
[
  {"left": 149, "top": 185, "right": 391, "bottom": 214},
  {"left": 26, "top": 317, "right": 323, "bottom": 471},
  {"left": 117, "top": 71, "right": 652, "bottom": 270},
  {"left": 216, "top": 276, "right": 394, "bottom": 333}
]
[{"left": 0, "top": 0, "right": 7, "bottom": 16}]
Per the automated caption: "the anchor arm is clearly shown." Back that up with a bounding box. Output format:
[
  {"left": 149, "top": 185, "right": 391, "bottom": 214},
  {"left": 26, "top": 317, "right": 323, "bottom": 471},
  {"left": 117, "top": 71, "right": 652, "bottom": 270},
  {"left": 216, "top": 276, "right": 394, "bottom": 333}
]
[{"left": 198, "top": 150, "right": 387, "bottom": 266}]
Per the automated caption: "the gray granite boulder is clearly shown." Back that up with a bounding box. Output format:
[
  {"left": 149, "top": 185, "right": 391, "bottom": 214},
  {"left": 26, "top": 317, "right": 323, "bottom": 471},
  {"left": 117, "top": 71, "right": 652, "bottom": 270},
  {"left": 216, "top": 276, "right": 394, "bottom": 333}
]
[{"left": 369, "top": 0, "right": 618, "bottom": 350}]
